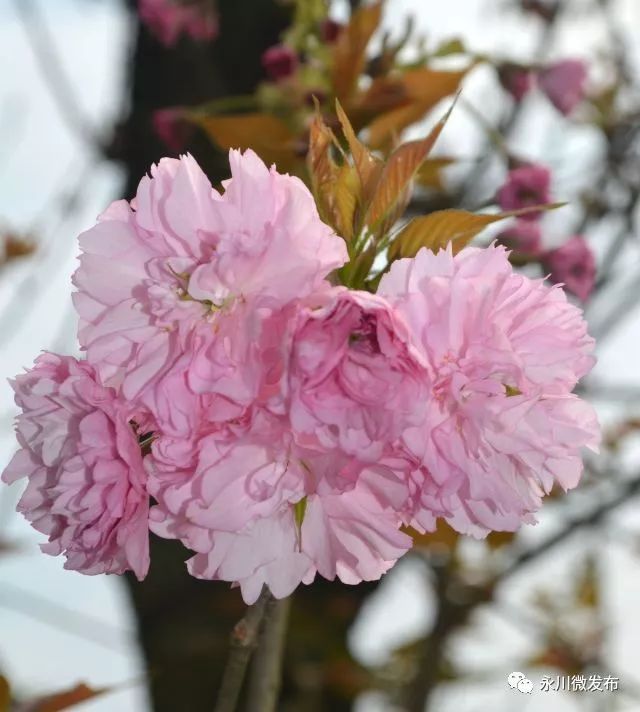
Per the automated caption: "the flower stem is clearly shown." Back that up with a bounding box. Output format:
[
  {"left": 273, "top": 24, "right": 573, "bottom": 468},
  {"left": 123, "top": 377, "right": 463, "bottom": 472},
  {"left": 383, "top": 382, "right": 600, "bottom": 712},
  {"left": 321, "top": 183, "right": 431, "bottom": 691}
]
[
  {"left": 214, "top": 587, "right": 271, "bottom": 712},
  {"left": 246, "top": 594, "right": 292, "bottom": 712}
]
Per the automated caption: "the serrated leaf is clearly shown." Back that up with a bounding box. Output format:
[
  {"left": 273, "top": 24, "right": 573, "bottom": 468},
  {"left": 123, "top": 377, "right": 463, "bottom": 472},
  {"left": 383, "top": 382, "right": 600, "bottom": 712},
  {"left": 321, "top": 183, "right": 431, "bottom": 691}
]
[
  {"left": 0, "top": 676, "right": 9, "bottom": 712},
  {"left": 331, "top": 1, "right": 383, "bottom": 101},
  {"left": 365, "top": 102, "right": 454, "bottom": 227},
  {"left": 195, "top": 112, "right": 299, "bottom": 172},
  {"left": 27, "top": 683, "right": 107, "bottom": 712},
  {"left": 367, "top": 69, "right": 467, "bottom": 149},
  {"left": 335, "top": 100, "right": 383, "bottom": 203},
  {"left": 307, "top": 111, "right": 340, "bottom": 223},
  {"left": 389, "top": 205, "right": 563, "bottom": 260}
]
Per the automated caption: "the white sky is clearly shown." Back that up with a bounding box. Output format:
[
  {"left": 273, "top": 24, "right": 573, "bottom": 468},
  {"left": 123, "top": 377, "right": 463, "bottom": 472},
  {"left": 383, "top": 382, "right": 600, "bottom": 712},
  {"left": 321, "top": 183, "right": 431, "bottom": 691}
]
[{"left": 1, "top": 1, "right": 640, "bottom": 711}]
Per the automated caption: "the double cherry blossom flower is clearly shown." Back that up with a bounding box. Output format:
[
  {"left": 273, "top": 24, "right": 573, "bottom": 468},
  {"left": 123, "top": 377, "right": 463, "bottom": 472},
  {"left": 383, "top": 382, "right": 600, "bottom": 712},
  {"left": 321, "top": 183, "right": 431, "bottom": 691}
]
[{"left": 2, "top": 150, "right": 600, "bottom": 603}]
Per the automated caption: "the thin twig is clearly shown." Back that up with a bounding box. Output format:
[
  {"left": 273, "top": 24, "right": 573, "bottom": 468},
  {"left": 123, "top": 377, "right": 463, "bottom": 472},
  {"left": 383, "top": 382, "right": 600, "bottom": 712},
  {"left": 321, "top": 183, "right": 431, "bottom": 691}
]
[
  {"left": 0, "top": 581, "right": 132, "bottom": 653},
  {"left": 12, "top": 0, "right": 103, "bottom": 153},
  {"left": 499, "top": 474, "right": 640, "bottom": 583},
  {"left": 214, "top": 587, "right": 271, "bottom": 712},
  {"left": 246, "top": 594, "right": 292, "bottom": 712}
]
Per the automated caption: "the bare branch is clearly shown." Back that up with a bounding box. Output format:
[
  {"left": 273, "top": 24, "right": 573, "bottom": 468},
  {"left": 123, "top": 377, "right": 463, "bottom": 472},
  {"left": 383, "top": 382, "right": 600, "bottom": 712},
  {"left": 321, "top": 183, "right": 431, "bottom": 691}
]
[
  {"left": 12, "top": 0, "right": 103, "bottom": 153},
  {"left": 214, "top": 587, "right": 271, "bottom": 712},
  {"left": 499, "top": 474, "right": 640, "bottom": 583},
  {"left": 246, "top": 593, "right": 292, "bottom": 712}
]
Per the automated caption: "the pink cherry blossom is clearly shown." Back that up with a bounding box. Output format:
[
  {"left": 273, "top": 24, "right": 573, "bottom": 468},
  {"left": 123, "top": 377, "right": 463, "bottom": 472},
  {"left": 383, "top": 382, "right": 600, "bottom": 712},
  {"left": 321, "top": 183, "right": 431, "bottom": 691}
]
[
  {"left": 378, "top": 244, "right": 600, "bottom": 536},
  {"left": 138, "top": 0, "right": 218, "bottom": 47},
  {"left": 73, "top": 150, "right": 347, "bottom": 424},
  {"left": 1, "top": 354, "right": 150, "bottom": 579},
  {"left": 543, "top": 235, "right": 596, "bottom": 302},
  {"left": 289, "top": 288, "right": 428, "bottom": 460},
  {"left": 538, "top": 59, "right": 587, "bottom": 116},
  {"left": 497, "top": 164, "right": 552, "bottom": 219},
  {"left": 151, "top": 440, "right": 411, "bottom": 603}
]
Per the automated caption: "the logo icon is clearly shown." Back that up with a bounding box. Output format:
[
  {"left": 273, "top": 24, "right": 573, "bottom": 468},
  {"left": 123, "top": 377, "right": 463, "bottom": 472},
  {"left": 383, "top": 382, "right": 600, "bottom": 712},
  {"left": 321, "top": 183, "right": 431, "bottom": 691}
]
[{"left": 508, "top": 672, "right": 533, "bottom": 693}]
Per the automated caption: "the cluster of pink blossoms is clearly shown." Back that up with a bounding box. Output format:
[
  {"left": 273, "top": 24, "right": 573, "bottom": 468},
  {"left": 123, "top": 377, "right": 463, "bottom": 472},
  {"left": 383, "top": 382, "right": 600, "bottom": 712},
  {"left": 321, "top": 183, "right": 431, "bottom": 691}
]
[
  {"left": 2, "top": 150, "right": 600, "bottom": 603},
  {"left": 138, "top": 0, "right": 218, "bottom": 47}
]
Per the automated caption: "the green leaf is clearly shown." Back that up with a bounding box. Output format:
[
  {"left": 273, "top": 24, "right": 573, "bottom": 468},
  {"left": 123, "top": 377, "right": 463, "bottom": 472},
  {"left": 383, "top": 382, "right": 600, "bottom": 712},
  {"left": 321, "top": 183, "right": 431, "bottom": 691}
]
[{"left": 294, "top": 496, "right": 308, "bottom": 530}]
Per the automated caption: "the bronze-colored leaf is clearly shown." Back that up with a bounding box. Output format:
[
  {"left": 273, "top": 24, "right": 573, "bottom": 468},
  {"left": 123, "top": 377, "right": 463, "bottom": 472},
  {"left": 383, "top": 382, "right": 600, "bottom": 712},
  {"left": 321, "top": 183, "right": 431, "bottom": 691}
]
[
  {"left": 365, "top": 102, "right": 454, "bottom": 227},
  {"left": 389, "top": 204, "right": 564, "bottom": 260},
  {"left": 415, "top": 157, "right": 455, "bottom": 189},
  {"left": 404, "top": 520, "right": 460, "bottom": 553},
  {"left": 335, "top": 100, "right": 383, "bottom": 203},
  {"left": 485, "top": 531, "right": 516, "bottom": 549},
  {"left": 333, "top": 164, "right": 359, "bottom": 240},
  {"left": 195, "top": 112, "right": 300, "bottom": 173},
  {"left": 367, "top": 69, "right": 467, "bottom": 149},
  {"left": 331, "top": 1, "right": 383, "bottom": 102},
  {"left": 0, "top": 676, "right": 10, "bottom": 712},
  {"left": 307, "top": 112, "right": 340, "bottom": 223},
  {"left": 356, "top": 75, "right": 411, "bottom": 117},
  {"left": 28, "top": 683, "right": 106, "bottom": 712},
  {"left": 3, "top": 234, "right": 36, "bottom": 263}
]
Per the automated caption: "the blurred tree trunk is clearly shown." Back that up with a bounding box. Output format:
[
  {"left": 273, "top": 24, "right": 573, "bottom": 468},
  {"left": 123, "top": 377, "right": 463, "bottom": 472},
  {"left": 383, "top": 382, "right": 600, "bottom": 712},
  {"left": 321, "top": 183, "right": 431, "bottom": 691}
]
[{"left": 117, "top": 3, "right": 371, "bottom": 710}]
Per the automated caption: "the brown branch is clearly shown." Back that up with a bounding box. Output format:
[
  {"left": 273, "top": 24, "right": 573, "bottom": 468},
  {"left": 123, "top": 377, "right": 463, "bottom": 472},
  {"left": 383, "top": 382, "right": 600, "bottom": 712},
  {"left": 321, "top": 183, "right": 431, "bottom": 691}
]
[
  {"left": 498, "top": 473, "right": 640, "bottom": 583},
  {"left": 246, "top": 594, "right": 292, "bottom": 712},
  {"left": 214, "top": 587, "right": 271, "bottom": 712}
]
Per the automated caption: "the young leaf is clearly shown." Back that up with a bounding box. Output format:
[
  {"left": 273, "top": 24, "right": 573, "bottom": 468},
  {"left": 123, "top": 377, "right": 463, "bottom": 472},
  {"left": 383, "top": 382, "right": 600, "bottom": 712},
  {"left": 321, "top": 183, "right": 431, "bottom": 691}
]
[
  {"left": 335, "top": 100, "right": 383, "bottom": 202},
  {"left": 389, "top": 205, "right": 563, "bottom": 259},
  {"left": 27, "top": 683, "right": 107, "bottom": 711},
  {"left": 367, "top": 69, "right": 467, "bottom": 148},
  {"left": 307, "top": 112, "right": 340, "bottom": 222},
  {"left": 331, "top": 1, "right": 383, "bottom": 101},
  {"left": 333, "top": 164, "right": 359, "bottom": 240},
  {"left": 365, "top": 101, "right": 455, "bottom": 227},
  {"left": 414, "top": 157, "right": 455, "bottom": 189},
  {"left": 195, "top": 112, "right": 299, "bottom": 172}
]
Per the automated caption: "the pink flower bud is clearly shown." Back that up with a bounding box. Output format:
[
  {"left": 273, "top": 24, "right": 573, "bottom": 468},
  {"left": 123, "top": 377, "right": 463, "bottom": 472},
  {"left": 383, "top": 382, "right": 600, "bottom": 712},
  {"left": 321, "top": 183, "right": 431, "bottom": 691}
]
[
  {"left": 544, "top": 235, "right": 596, "bottom": 301},
  {"left": 262, "top": 44, "right": 298, "bottom": 81},
  {"left": 152, "top": 107, "right": 192, "bottom": 153},
  {"left": 497, "top": 165, "right": 552, "bottom": 219},
  {"left": 138, "top": 0, "right": 218, "bottom": 47},
  {"left": 320, "top": 18, "right": 343, "bottom": 43},
  {"left": 538, "top": 59, "right": 587, "bottom": 116},
  {"left": 499, "top": 65, "right": 534, "bottom": 102}
]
